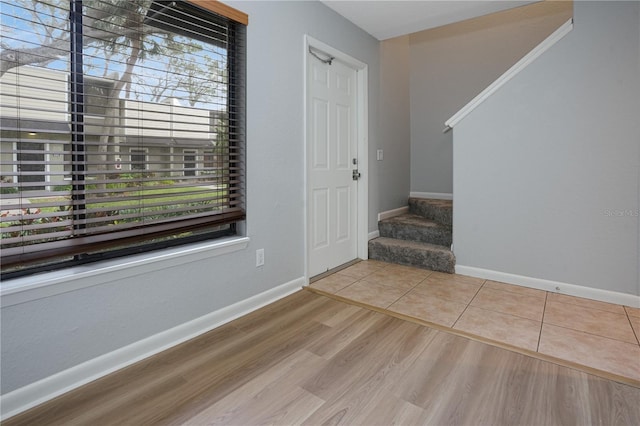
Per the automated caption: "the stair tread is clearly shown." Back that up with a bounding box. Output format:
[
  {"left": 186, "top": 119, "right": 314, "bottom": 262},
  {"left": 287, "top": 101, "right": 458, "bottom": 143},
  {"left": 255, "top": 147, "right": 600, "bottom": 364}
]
[
  {"left": 381, "top": 213, "right": 450, "bottom": 229},
  {"left": 408, "top": 198, "right": 453, "bottom": 226},
  {"left": 368, "top": 237, "right": 455, "bottom": 273},
  {"left": 370, "top": 237, "right": 452, "bottom": 252},
  {"left": 408, "top": 198, "right": 452, "bottom": 209}
]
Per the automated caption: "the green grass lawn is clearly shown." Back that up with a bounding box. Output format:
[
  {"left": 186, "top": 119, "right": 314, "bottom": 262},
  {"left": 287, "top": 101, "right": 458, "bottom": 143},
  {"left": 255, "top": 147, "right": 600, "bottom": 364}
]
[
  {"left": 87, "top": 187, "right": 226, "bottom": 209},
  {"left": 30, "top": 186, "right": 227, "bottom": 213},
  {"left": 2, "top": 185, "right": 230, "bottom": 239}
]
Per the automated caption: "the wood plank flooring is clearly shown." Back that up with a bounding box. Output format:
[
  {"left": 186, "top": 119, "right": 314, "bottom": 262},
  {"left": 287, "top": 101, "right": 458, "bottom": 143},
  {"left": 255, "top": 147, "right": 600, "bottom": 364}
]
[{"left": 5, "top": 291, "right": 640, "bottom": 425}]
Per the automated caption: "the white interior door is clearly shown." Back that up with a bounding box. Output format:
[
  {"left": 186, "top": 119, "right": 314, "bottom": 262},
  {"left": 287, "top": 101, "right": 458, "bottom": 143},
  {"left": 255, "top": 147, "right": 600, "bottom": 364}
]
[{"left": 307, "top": 50, "right": 359, "bottom": 277}]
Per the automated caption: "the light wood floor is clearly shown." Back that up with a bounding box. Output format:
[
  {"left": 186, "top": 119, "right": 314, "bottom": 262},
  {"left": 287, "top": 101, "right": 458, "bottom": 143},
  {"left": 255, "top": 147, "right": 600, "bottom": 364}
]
[{"left": 5, "top": 291, "right": 640, "bottom": 425}]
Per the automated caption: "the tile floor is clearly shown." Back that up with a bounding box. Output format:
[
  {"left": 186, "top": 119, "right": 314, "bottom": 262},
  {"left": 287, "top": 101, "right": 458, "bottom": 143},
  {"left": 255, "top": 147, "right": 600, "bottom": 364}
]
[{"left": 309, "top": 260, "right": 640, "bottom": 384}]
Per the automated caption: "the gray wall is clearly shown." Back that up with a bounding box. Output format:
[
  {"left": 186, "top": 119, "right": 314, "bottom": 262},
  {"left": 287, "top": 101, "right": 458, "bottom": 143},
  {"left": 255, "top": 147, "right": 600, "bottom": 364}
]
[
  {"left": 377, "top": 35, "right": 411, "bottom": 212},
  {"left": 409, "top": 1, "right": 572, "bottom": 195},
  {"left": 453, "top": 1, "right": 640, "bottom": 296},
  {"left": 0, "top": 0, "right": 381, "bottom": 395}
]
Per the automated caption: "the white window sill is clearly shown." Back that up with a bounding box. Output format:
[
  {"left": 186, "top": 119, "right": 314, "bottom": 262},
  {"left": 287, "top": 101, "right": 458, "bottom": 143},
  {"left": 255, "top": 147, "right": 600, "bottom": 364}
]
[{"left": 0, "top": 237, "right": 250, "bottom": 308}]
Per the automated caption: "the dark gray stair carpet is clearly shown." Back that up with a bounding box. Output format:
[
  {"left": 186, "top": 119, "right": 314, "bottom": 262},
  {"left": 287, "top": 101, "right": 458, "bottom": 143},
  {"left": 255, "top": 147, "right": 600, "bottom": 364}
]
[
  {"left": 378, "top": 213, "right": 452, "bottom": 247},
  {"left": 368, "top": 237, "right": 455, "bottom": 274},
  {"left": 409, "top": 198, "right": 452, "bottom": 228}
]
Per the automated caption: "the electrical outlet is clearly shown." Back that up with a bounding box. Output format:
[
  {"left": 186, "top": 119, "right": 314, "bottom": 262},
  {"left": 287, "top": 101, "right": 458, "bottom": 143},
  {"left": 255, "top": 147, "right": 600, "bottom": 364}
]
[{"left": 256, "top": 248, "right": 265, "bottom": 267}]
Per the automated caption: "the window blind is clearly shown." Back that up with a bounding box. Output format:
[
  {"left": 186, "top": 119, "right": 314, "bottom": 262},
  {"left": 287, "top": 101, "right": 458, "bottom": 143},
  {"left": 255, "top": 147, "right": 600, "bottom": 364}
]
[{"left": 0, "top": 0, "right": 246, "bottom": 275}]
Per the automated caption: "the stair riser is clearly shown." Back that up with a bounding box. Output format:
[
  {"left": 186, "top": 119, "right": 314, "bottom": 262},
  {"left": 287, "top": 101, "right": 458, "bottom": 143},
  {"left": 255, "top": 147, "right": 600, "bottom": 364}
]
[
  {"left": 408, "top": 199, "right": 452, "bottom": 227},
  {"left": 368, "top": 241, "right": 455, "bottom": 274},
  {"left": 378, "top": 222, "right": 452, "bottom": 247}
]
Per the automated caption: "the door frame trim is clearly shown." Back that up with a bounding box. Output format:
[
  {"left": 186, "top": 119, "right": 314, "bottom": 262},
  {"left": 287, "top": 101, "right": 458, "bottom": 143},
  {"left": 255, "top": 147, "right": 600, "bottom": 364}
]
[{"left": 303, "top": 35, "right": 369, "bottom": 283}]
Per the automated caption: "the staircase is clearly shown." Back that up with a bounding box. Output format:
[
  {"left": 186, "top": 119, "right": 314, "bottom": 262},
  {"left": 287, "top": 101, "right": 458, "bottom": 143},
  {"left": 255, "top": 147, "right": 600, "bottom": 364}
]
[{"left": 368, "top": 198, "right": 455, "bottom": 273}]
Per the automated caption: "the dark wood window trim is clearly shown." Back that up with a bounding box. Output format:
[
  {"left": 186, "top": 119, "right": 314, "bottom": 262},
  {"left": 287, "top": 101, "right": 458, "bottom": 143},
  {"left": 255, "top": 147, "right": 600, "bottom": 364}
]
[{"left": 189, "top": 0, "right": 249, "bottom": 26}]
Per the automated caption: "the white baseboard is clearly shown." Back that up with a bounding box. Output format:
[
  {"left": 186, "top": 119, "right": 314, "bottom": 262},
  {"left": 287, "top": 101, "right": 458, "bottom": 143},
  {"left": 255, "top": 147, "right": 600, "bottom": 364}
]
[
  {"left": 368, "top": 230, "right": 380, "bottom": 240},
  {"left": 0, "top": 277, "right": 305, "bottom": 421},
  {"left": 410, "top": 192, "right": 453, "bottom": 200},
  {"left": 455, "top": 265, "right": 640, "bottom": 308},
  {"left": 377, "top": 206, "right": 408, "bottom": 222}
]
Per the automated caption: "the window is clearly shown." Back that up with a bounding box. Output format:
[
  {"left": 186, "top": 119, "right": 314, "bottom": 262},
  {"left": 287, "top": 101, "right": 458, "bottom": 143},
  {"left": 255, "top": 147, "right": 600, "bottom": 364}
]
[
  {"left": 0, "top": 0, "right": 247, "bottom": 277},
  {"left": 183, "top": 150, "right": 197, "bottom": 177},
  {"left": 130, "top": 149, "right": 148, "bottom": 171}
]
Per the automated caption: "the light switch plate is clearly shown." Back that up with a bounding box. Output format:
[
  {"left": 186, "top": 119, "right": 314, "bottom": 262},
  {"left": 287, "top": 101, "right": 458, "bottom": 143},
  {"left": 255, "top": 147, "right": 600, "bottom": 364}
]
[{"left": 256, "top": 249, "right": 265, "bottom": 267}]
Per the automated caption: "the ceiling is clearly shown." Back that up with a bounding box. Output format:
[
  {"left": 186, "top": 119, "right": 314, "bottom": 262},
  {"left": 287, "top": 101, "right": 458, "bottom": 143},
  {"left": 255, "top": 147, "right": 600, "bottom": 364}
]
[{"left": 320, "top": 1, "right": 538, "bottom": 40}]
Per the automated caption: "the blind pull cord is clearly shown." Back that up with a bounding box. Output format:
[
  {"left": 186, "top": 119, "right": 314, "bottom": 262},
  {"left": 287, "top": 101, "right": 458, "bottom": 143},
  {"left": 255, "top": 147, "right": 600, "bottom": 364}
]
[{"left": 309, "top": 47, "right": 334, "bottom": 65}]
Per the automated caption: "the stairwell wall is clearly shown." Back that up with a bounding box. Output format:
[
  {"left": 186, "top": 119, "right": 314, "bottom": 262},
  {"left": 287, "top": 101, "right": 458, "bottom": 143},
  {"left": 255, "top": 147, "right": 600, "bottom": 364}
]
[
  {"left": 378, "top": 36, "right": 411, "bottom": 213},
  {"left": 452, "top": 1, "right": 640, "bottom": 297},
  {"left": 408, "top": 1, "right": 573, "bottom": 196}
]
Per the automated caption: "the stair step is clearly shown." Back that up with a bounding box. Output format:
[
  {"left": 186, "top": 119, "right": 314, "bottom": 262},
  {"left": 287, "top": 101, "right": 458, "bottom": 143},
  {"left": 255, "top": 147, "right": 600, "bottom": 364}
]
[
  {"left": 379, "top": 214, "right": 451, "bottom": 247},
  {"left": 368, "top": 237, "right": 455, "bottom": 274},
  {"left": 408, "top": 198, "right": 452, "bottom": 227}
]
